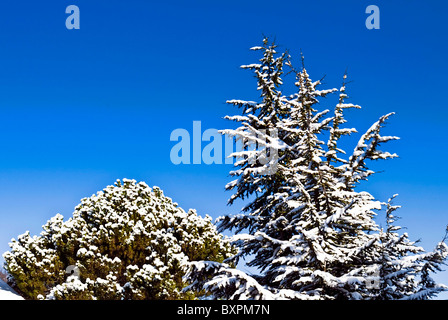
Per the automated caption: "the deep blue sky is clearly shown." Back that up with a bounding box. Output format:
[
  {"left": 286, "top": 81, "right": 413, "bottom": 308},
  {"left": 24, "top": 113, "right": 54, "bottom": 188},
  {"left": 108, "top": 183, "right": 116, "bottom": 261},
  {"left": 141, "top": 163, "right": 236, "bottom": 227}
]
[{"left": 0, "top": 0, "right": 447, "bottom": 297}]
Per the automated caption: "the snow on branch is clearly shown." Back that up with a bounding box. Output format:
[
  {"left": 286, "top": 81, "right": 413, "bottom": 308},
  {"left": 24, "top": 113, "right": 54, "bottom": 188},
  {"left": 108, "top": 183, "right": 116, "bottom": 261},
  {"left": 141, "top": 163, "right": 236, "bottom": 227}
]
[{"left": 183, "top": 261, "right": 318, "bottom": 300}]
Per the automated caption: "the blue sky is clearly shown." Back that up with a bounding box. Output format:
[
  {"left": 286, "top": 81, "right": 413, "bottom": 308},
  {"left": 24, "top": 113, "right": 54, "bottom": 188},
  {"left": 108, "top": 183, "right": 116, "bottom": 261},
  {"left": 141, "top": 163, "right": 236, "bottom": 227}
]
[{"left": 0, "top": 0, "right": 447, "bottom": 297}]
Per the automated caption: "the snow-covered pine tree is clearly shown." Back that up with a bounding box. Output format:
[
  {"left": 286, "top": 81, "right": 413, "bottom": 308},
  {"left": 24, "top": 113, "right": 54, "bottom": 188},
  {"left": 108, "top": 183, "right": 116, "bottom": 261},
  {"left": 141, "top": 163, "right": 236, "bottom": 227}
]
[
  {"left": 245, "top": 65, "right": 377, "bottom": 299},
  {"left": 219, "top": 37, "right": 290, "bottom": 236},
  {"left": 325, "top": 72, "right": 360, "bottom": 166},
  {"left": 184, "top": 38, "right": 447, "bottom": 300},
  {"left": 3, "top": 179, "right": 234, "bottom": 300},
  {"left": 370, "top": 195, "right": 448, "bottom": 300}
]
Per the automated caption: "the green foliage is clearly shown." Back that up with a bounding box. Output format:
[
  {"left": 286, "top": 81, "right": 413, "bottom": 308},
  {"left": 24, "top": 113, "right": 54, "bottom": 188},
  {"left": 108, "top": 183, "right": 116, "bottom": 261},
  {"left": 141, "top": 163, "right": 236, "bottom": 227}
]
[{"left": 3, "top": 179, "right": 235, "bottom": 300}]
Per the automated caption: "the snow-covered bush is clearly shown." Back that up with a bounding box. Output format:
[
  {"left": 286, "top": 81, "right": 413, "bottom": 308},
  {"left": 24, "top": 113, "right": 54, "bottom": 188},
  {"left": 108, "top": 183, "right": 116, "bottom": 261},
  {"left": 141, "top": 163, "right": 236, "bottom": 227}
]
[
  {"left": 3, "top": 179, "right": 234, "bottom": 300},
  {"left": 185, "top": 38, "right": 448, "bottom": 300}
]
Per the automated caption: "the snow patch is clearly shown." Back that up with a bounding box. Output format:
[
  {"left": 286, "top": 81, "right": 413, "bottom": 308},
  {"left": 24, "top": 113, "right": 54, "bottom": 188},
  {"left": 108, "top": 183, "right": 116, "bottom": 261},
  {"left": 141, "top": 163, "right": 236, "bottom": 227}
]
[{"left": 0, "top": 279, "right": 23, "bottom": 300}]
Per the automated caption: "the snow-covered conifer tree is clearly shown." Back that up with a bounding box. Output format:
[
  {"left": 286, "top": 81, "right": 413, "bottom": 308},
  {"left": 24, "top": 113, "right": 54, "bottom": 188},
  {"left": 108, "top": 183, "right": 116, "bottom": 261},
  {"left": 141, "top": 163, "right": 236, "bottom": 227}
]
[
  {"left": 184, "top": 38, "right": 447, "bottom": 300},
  {"left": 219, "top": 37, "right": 290, "bottom": 233},
  {"left": 3, "top": 179, "right": 234, "bottom": 300},
  {"left": 368, "top": 195, "right": 448, "bottom": 300}
]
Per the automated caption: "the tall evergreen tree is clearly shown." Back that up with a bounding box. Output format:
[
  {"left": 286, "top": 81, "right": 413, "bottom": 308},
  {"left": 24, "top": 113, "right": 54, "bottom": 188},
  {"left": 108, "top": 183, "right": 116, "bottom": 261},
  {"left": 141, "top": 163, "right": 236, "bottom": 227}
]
[
  {"left": 185, "top": 38, "right": 447, "bottom": 300},
  {"left": 219, "top": 38, "right": 289, "bottom": 234}
]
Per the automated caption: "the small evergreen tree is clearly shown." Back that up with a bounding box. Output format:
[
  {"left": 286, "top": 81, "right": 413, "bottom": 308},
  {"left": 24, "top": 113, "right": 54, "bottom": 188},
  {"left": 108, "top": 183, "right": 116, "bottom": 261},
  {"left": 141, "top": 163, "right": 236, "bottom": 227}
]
[
  {"left": 3, "top": 179, "right": 234, "bottom": 300},
  {"left": 370, "top": 195, "right": 448, "bottom": 300}
]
